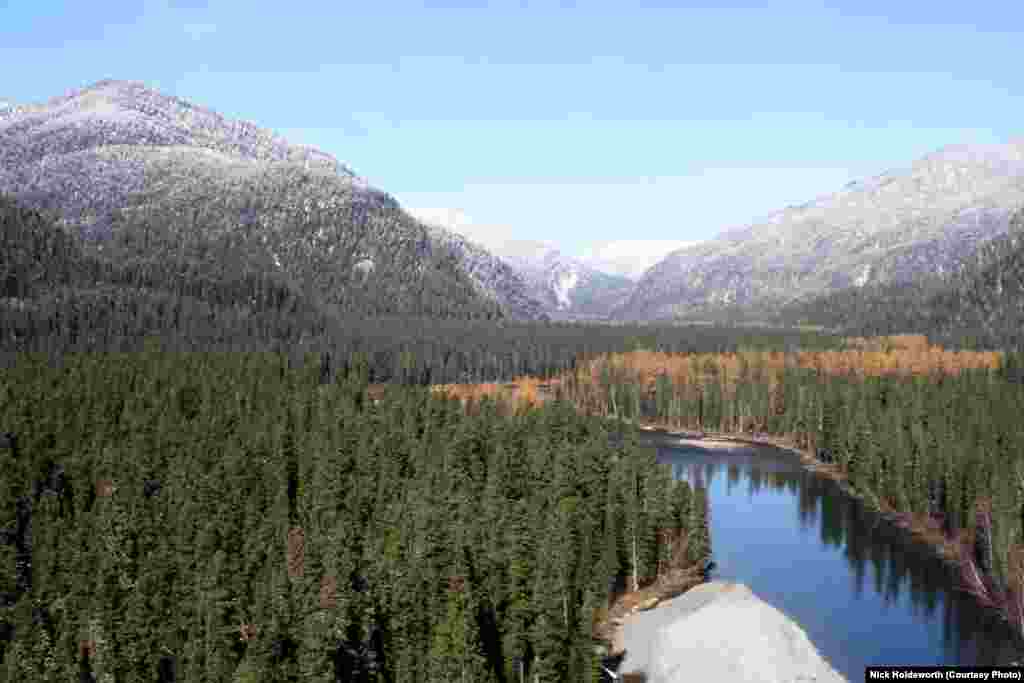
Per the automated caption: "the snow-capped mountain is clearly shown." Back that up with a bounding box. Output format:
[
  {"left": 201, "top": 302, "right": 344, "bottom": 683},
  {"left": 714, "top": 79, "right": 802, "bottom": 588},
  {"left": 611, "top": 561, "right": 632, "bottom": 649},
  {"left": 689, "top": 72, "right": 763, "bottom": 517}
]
[
  {"left": 578, "top": 239, "right": 698, "bottom": 281},
  {"left": 617, "top": 140, "right": 1024, "bottom": 321},
  {"left": 492, "top": 240, "right": 635, "bottom": 319},
  {"left": 0, "top": 79, "right": 544, "bottom": 320}
]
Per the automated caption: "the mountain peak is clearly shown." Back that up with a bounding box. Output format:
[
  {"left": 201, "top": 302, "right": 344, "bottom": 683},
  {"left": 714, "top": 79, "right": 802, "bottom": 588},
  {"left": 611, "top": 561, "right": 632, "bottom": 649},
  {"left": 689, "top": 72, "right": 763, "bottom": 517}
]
[
  {"left": 2, "top": 78, "right": 356, "bottom": 181},
  {"left": 489, "top": 240, "right": 634, "bottom": 318}
]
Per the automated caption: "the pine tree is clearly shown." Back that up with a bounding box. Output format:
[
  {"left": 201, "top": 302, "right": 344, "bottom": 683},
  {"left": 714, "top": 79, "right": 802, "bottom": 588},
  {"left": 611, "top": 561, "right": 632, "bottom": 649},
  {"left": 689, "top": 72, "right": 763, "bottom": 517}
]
[{"left": 687, "top": 486, "right": 711, "bottom": 569}]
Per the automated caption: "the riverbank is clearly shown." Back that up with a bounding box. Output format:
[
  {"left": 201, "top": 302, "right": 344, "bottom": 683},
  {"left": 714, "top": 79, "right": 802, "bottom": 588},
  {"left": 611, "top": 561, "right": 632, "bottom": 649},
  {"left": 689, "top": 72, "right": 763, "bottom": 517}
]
[
  {"left": 637, "top": 423, "right": 966, "bottom": 566},
  {"left": 635, "top": 421, "right": 1024, "bottom": 663},
  {"left": 594, "top": 564, "right": 706, "bottom": 657}
]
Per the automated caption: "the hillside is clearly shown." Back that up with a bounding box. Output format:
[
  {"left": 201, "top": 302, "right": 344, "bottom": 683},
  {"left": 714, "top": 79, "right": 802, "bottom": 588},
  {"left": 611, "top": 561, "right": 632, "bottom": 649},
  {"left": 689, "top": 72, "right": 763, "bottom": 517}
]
[
  {"left": 785, "top": 207, "right": 1024, "bottom": 349},
  {"left": 617, "top": 141, "right": 1024, "bottom": 321},
  {"left": 493, "top": 240, "right": 636, "bottom": 319},
  {"left": 423, "top": 225, "right": 549, "bottom": 320},
  {"left": 0, "top": 79, "right": 539, "bottom": 320}
]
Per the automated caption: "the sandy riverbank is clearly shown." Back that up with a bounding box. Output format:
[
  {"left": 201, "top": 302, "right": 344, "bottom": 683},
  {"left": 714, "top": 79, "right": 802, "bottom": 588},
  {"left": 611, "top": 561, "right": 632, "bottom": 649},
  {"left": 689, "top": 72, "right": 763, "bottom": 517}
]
[{"left": 615, "top": 581, "right": 847, "bottom": 682}]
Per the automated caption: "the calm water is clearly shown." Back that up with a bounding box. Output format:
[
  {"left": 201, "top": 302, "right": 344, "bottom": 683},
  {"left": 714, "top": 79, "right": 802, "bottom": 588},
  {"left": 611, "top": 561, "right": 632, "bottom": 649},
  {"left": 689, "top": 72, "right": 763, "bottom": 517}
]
[{"left": 651, "top": 436, "right": 1022, "bottom": 682}]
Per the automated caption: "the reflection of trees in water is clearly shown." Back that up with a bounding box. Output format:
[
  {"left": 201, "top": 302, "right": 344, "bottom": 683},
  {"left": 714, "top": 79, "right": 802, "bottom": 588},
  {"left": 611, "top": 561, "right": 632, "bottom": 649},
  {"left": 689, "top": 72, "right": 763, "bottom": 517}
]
[
  {"left": 727, "top": 463, "right": 741, "bottom": 495},
  {"left": 676, "top": 459, "right": 793, "bottom": 499},
  {"left": 670, "top": 457, "right": 1024, "bottom": 666},
  {"left": 796, "top": 471, "right": 1022, "bottom": 665},
  {"left": 748, "top": 465, "right": 763, "bottom": 496}
]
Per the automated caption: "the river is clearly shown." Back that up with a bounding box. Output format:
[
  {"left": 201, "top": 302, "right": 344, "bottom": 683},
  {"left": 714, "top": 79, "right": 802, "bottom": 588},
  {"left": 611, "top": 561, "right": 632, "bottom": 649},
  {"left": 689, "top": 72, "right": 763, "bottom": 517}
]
[{"left": 649, "top": 434, "right": 1023, "bottom": 681}]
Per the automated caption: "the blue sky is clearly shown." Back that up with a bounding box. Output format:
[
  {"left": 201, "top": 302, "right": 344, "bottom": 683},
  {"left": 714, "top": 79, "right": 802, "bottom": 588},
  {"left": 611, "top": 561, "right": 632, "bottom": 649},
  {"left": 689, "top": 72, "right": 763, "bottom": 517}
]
[{"left": 3, "top": 1, "right": 1022, "bottom": 263}]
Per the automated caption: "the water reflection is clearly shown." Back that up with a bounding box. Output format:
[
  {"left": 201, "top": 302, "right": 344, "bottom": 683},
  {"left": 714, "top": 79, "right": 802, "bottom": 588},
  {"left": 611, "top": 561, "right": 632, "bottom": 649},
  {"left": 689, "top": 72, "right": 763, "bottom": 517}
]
[{"left": 652, "top": 437, "right": 1021, "bottom": 680}]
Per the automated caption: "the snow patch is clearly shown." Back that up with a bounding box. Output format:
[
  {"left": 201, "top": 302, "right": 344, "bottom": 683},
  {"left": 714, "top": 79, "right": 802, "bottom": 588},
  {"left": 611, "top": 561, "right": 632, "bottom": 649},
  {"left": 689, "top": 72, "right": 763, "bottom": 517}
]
[
  {"left": 854, "top": 263, "right": 872, "bottom": 287},
  {"left": 554, "top": 270, "right": 578, "bottom": 309}
]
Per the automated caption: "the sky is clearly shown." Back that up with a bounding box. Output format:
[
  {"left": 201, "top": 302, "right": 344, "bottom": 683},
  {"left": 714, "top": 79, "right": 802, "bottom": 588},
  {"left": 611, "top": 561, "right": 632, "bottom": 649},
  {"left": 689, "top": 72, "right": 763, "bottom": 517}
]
[{"left": 3, "top": 0, "right": 1023, "bottom": 268}]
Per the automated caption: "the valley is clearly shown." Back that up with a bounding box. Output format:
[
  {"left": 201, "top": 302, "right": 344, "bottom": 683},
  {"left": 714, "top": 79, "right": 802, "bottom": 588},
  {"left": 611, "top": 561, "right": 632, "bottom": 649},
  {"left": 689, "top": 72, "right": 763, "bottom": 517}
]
[{"left": 2, "top": 74, "right": 1024, "bottom": 683}]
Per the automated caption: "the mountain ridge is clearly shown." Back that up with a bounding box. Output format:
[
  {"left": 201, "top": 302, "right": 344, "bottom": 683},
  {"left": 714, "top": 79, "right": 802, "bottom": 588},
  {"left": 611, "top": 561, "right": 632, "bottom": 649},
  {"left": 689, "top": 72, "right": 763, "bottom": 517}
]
[
  {"left": 783, "top": 206, "right": 1024, "bottom": 349},
  {"left": 482, "top": 239, "right": 635, "bottom": 319},
  {"left": 0, "top": 79, "right": 544, "bottom": 320},
  {"left": 618, "top": 140, "right": 1024, "bottom": 321}
]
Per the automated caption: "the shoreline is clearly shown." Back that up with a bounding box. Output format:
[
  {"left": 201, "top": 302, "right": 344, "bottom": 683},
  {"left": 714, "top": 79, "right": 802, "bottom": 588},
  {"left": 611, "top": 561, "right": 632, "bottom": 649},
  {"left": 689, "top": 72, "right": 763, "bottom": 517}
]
[
  {"left": 636, "top": 423, "right": 966, "bottom": 567},
  {"left": 634, "top": 421, "right": 1024, "bottom": 652},
  {"left": 595, "top": 564, "right": 706, "bottom": 658},
  {"left": 598, "top": 420, "right": 1024, "bottom": 672}
]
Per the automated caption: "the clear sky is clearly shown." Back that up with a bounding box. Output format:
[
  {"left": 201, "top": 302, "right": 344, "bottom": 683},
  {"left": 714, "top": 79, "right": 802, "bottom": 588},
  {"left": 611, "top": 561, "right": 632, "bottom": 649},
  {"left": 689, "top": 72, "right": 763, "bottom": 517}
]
[{"left": 3, "top": 1, "right": 1022, "bottom": 261}]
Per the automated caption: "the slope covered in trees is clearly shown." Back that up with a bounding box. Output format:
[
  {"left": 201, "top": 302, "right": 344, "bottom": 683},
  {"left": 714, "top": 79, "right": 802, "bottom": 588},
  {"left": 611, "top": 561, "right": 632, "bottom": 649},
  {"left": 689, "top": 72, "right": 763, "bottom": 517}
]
[
  {"left": 785, "top": 208, "right": 1024, "bottom": 350},
  {"left": 1, "top": 191, "right": 839, "bottom": 382},
  {"left": 0, "top": 352, "right": 708, "bottom": 682}
]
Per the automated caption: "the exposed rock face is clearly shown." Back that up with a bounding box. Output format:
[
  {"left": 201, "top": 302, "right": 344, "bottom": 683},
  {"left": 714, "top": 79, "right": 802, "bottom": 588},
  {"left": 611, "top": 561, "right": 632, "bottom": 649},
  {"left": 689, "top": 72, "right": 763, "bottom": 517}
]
[
  {"left": 618, "top": 141, "right": 1024, "bottom": 321},
  {"left": 0, "top": 79, "right": 536, "bottom": 319},
  {"left": 617, "top": 582, "right": 847, "bottom": 683},
  {"left": 493, "top": 240, "right": 635, "bottom": 319}
]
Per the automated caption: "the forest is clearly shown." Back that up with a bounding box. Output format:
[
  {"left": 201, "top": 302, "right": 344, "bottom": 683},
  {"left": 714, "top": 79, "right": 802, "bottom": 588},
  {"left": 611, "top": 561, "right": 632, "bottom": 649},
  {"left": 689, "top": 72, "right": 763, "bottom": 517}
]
[
  {"left": 0, "top": 351, "right": 708, "bottom": 682},
  {"left": 554, "top": 339, "right": 1024, "bottom": 636}
]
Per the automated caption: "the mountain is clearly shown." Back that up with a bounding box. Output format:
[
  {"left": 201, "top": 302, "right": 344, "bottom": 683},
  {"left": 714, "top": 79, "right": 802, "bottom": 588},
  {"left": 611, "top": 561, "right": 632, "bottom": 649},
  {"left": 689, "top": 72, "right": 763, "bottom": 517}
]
[
  {"left": 492, "top": 240, "right": 636, "bottom": 319},
  {"left": 423, "top": 224, "right": 548, "bottom": 321},
  {"left": 0, "top": 79, "right": 540, "bottom": 320},
  {"left": 578, "top": 239, "right": 697, "bottom": 281},
  {"left": 618, "top": 141, "right": 1024, "bottom": 321},
  {"left": 405, "top": 207, "right": 637, "bottom": 319},
  {"left": 784, "top": 207, "right": 1024, "bottom": 349}
]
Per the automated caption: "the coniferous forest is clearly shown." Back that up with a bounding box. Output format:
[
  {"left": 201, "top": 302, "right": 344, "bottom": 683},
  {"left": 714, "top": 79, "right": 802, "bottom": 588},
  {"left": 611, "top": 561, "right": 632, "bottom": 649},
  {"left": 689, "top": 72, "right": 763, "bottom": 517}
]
[{"left": 0, "top": 352, "right": 705, "bottom": 682}]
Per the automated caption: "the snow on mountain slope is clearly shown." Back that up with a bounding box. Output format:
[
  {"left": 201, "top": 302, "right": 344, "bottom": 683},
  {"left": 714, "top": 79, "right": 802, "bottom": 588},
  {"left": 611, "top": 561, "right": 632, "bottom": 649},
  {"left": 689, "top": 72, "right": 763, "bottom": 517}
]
[
  {"left": 0, "top": 79, "right": 538, "bottom": 319},
  {"left": 579, "top": 239, "right": 697, "bottom": 280},
  {"left": 618, "top": 140, "right": 1024, "bottom": 321},
  {"left": 421, "top": 224, "right": 548, "bottom": 321},
  {"left": 492, "top": 240, "right": 635, "bottom": 319}
]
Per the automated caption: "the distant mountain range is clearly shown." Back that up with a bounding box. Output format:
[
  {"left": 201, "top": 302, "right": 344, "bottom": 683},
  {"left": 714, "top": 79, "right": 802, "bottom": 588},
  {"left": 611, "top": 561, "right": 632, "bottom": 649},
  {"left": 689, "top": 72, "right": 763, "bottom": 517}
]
[
  {"left": 577, "top": 240, "right": 697, "bottom": 281},
  {"left": 5, "top": 79, "right": 1024, "bottom": 335},
  {"left": 488, "top": 240, "right": 635, "bottom": 319},
  {"left": 0, "top": 79, "right": 542, "bottom": 320},
  {"left": 406, "top": 209, "right": 637, "bottom": 319},
  {"left": 617, "top": 141, "right": 1024, "bottom": 321}
]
